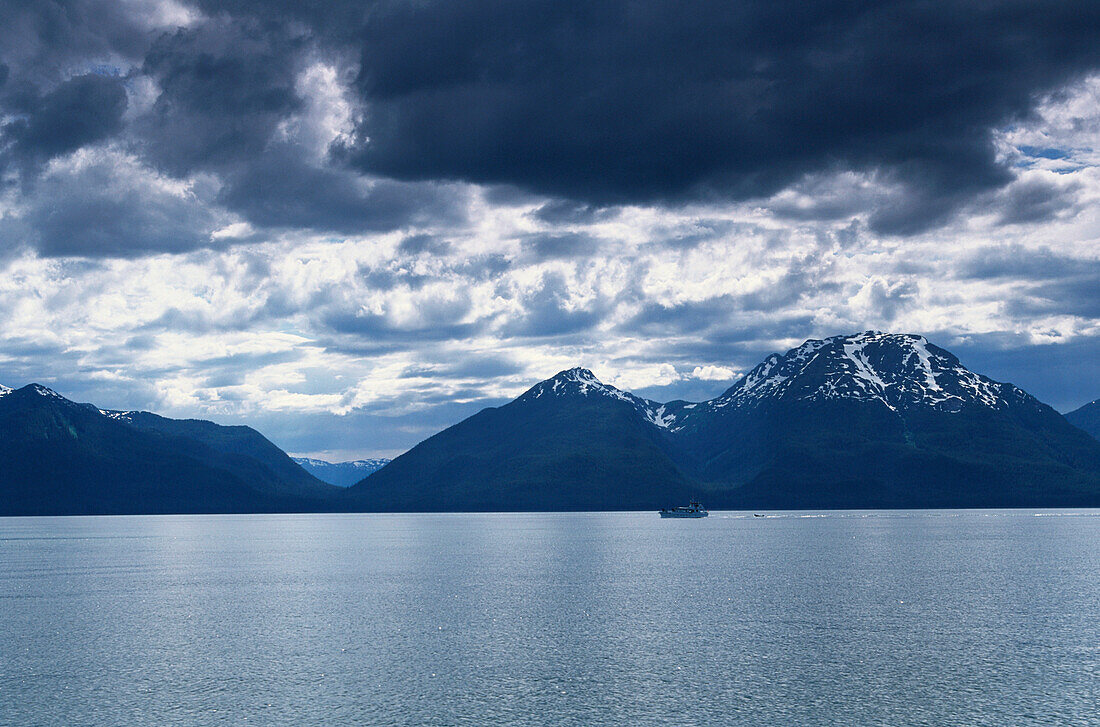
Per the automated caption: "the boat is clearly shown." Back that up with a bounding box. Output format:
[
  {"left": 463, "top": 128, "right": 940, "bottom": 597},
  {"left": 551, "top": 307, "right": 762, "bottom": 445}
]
[{"left": 659, "top": 500, "right": 708, "bottom": 518}]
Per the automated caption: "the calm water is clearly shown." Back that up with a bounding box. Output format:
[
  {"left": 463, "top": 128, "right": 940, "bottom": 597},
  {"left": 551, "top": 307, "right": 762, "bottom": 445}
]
[{"left": 2, "top": 511, "right": 1099, "bottom": 726}]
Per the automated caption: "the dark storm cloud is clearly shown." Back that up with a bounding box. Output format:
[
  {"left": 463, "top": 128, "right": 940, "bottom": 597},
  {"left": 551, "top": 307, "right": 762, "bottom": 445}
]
[
  {"left": 997, "top": 177, "right": 1080, "bottom": 225},
  {"left": 960, "top": 245, "right": 1098, "bottom": 281},
  {"left": 138, "top": 17, "right": 304, "bottom": 177},
  {"left": 0, "top": 1, "right": 153, "bottom": 81},
  {"left": 522, "top": 232, "right": 599, "bottom": 260},
  {"left": 217, "top": 145, "right": 468, "bottom": 234},
  {"left": 0, "top": 7, "right": 470, "bottom": 257},
  {"left": 0, "top": 0, "right": 154, "bottom": 184},
  {"left": 398, "top": 234, "right": 452, "bottom": 256},
  {"left": 322, "top": 0, "right": 1100, "bottom": 233},
  {"left": 3, "top": 0, "right": 1100, "bottom": 262},
  {"left": 190, "top": 0, "right": 368, "bottom": 41},
  {"left": 1, "top": 73, "right": 127, "bottom": 177},
  {"left": 134, "top": 14, "right": 469, "bottom": 238},
  {"left": 531, "top": 201, "right": 618, "bottom": 225},
  {"left": 21, "top": 161, "right": 221, "bottom": 258}
]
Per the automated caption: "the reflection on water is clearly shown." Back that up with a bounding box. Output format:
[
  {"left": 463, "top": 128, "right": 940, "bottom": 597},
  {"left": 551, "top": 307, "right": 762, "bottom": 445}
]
[{"left": 2, "top": 510, "right": 1099, "bottom": 726}]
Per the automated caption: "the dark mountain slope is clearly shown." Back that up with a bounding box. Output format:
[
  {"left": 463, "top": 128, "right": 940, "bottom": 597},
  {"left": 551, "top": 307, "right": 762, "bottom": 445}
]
[
  {"left": 1066, "top": 399, "right": 1100, "bottom": 440},
  {"left": 345, "top": 368, "right": 693, "bottom": 511},
  {"left": 109, "top": 411, "right": 333, "bottom": 499},
  {"left": 0, "top": 385, "right": 337, "bottom": 515}
]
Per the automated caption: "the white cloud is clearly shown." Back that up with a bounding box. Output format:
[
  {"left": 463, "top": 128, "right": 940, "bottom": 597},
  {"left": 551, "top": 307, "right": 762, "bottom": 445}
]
[{"left": 691, "top": 365, "right": 738, "bottom": 381}]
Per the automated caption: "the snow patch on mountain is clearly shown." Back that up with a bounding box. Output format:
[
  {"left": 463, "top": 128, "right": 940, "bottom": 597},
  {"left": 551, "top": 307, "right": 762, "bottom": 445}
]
[
  {"left": 643, "top": 404, "right": 676, "bottom": 428},
  {"left": 907, "top": 337, "right": 941, "bottom": 392},
  {"left": 31, "top": 384, "right": 66, "bottom": 400},
  {"left": 843, "top": 333, "right": 893, "bottom": 397},
  {"left": 0, "top": 384, "right": 11, "bottom": 399}
]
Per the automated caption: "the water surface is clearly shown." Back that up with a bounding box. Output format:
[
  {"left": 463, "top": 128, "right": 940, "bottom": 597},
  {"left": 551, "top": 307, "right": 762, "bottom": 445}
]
[{"left": 3, "top": 511, "right": 1099, "bottom": 726}]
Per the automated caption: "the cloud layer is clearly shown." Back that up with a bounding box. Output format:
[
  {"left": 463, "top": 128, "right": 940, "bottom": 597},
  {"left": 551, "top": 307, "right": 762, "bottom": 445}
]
[
  {"left": 343, "top": 0, "right": 1100, "bottom": 232},
  {"left": 0, "top": 1, "right": 1098, "bottom": 457}
]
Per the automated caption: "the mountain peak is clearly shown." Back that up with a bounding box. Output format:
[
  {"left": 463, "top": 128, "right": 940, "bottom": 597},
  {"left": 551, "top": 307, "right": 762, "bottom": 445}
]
[
  {"left": 554, "top": 366, "right": 600, "bottom": 382},
  {"left": 7, "top": 383, "right": 77, "bottom": 405},
  {"left": 516, "top": 367, "right": 680, "bottom": 429},
  {"left": 713, "top": 331, "right": 1017, "bottom": 413},
  {"left": 27, "top": 383, "right": 66, "bottom": 399},
  {"left": 523, "top": 367, "right": 616, "bottom": 400}
]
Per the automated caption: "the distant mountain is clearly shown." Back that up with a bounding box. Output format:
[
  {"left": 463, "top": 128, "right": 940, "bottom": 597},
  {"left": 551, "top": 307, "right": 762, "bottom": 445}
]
[
  {"left": 0, "top": 384, "right": 337, "bottom": 515},
  {"left": 292, "top": 457, "right": 391, "bottom": 486},
  {"left": 1066, "top": 399, "right": 1100, "bottom": 440},
  {"left": 348, "top": 332, "right": 1100, "bottom": 510}
]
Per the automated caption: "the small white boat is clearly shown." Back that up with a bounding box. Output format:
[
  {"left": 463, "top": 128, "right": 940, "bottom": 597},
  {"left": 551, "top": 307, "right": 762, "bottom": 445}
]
[{"left": 659, "top": 500, "right": 708, "bottom": 518}]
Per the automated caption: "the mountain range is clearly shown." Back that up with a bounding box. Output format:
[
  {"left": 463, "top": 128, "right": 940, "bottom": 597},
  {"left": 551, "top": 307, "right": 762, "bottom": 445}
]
[
  {"left": 292, "top": 457, "right": 391, "bottom": 487},
  {"left": 3, "top": 332, "right": 1099, "bottom": 515},
  {"left": 347, "top": 332, "right": 1100, "bottom": 510},
  {"left": 0, "top": 384, "right": 336, "bottom": 515}
]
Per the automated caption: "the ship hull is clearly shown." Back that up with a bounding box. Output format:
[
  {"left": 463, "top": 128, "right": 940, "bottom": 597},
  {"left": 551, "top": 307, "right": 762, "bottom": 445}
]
[{"left": 659, "top": 511, "right": 708, "bottom": 518}]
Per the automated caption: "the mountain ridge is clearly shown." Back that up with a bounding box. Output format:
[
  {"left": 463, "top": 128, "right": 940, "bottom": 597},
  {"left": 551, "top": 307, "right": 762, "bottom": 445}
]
[
  {"left": 0, "top": 384, "right": 336, "bottom": 515},
  {"left": 5, "top": 331, "right": 1100, "bottom": 514},
  {"left": 349, "top": 332, "right": 1100, "bottom": 510},
  {"left": 293, "top": 457, "right": 391, "bottom": 487}
]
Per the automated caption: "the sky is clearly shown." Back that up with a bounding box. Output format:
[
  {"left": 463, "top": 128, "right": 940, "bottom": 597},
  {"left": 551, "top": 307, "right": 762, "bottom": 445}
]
[{"left": 1, "top": 0, "right": 1099, "bottom": 460}]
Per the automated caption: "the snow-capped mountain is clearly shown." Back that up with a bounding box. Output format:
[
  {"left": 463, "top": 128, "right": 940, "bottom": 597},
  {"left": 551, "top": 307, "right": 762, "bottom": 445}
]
[
  {"left": 354, "top": 364, "right": 694, "bottom": 511},
  {"left": 292, "top": 457, "right": 391, "bottom": 486},
  {"left": 514, "top": 332, "right": 1038, "bottom": 439},
  {"left": 350, "top": 332, "right": 1100, "bottom": 510},
  {"left": 696, "top": 332, "right": 1029, "bottom": 415},
  {"left": 519, "top": 367, "right": 679, "bottom": 428}
]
